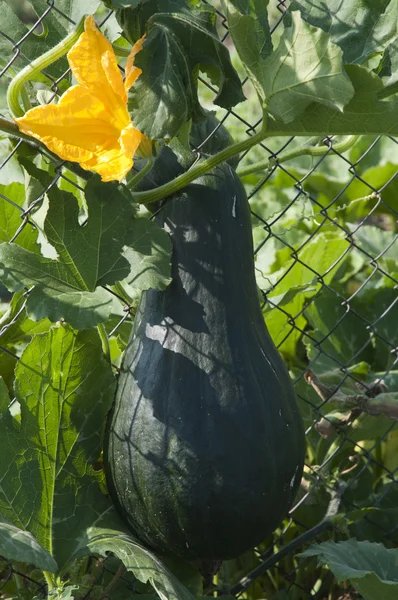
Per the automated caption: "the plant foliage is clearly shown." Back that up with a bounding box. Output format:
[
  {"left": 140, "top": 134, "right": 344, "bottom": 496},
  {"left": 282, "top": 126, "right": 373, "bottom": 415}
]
[{"left": 0, "top": 0, "right": 397, "bottom": 598}]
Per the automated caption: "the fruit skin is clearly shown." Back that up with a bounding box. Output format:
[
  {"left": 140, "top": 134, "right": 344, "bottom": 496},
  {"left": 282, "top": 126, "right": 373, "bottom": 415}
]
[{"left": 105, "top": 161, "right": 305, "bottom": 561}]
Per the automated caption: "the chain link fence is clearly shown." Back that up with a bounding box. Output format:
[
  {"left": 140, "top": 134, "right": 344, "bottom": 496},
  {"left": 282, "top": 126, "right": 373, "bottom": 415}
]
[{"left": 0, "top": 1, "right": 397, "bottom": 599}]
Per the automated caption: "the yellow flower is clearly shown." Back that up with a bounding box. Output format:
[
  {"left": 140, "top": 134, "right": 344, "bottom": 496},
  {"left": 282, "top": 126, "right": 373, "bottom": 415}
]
[{"left": 15, "top": 15, "right": 146, "bottom": 182}]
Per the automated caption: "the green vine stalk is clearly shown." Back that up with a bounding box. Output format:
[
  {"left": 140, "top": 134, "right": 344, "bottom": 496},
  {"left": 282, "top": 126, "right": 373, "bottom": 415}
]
[{"left": 237, "top": 135, "right": 359, "bottom": 178}]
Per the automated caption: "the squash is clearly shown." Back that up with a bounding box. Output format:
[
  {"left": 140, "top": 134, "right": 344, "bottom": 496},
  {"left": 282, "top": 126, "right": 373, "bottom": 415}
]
[{"left": 105, "top": 160, "right": 305, "bottom": 561}]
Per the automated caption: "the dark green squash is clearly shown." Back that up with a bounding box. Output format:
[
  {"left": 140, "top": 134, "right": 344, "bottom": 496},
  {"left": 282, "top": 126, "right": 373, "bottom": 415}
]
[{"left": 105, "top": 160, "right": 305, "bottom": 561}]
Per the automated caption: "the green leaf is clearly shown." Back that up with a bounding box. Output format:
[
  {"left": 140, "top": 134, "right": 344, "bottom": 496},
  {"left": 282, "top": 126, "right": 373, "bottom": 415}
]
[
  {"left": 264, "top": 232, "right": 350, "bottom": 359},
  {"left": 103, "top": 0, "right": 149, "bottom": 8},
  {"left": 129, "top": 27, "right": 193, "bottom": 140},
  {"left": 77, "top": 525, "right": 197, "bottom": 600},
  {"left": 0, "top": 182, "right": 39, "bottom": 252},
  {"left": 0, "top": 351, "right": 17, "bottom": 391},
  {"left": 122, "top": 217, "right": 172, "bottom": 296},
  {"left": 261, "top": 11, "right": 354, "bottom": 123},
  {"left": 348, "top": 413, "right": 395, "bottom": 444},
  {"left": 49, "top": 587, "right": 79, "bottom": 600},
  {"left": 0, "top": 243, "right": 114, "bottom": 328},
  {"left": 379, "top": 36, "right": 398, "bottom": 87},
  {"left": 0, "top": 291, "right": 51, "bottom": 348},
  {"left": 221, "top": 0, "right": 272, "bottom": 100},
  {"left": 305, "top": 287, "right": 373, "bottom": 366},
  {"left": 45, "top": 177, "right": 136, "bottom": 289},
  {"left": 0, "top": 325, "right": 116, "bottom": 567},
  {"left": 353, "top": 287, "right": 398, "bottom": 370},
  {"left": 126, "top": 0, "right": 244, "bottom": 139},
  {"left": 0, "top": 377, "right": 11, "bottom": 416},
  {"left": 344, "top": 164, "right": 398, "bottom": 214},
  {"left": 0, "top": 177, "right": 139, "bottom": 328},
  {"left": 299, "top": 539, "right": 398, "bottom": 600},
  {"left": 291, "top": 0, "right": 398, "bottom": 65},
  {"left": 0, "top": 139, "right": 24, "bottom": 185},
  {"left": 353, "top": 225, "right": 398, "bottom": 262},
  {"left": 267, "top": 64, "right": 398, "bottom": 136},
  {"left": 51, "top": 0, "right": 102, "bottom": 25},
  {"left": 0, "top": 518, "right": 57, "bottom": 572}
]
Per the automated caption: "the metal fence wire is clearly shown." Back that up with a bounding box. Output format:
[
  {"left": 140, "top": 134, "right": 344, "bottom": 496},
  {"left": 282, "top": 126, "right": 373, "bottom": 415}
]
[{"left": 0, "top": 1, "right": 398, "bottom": 599}]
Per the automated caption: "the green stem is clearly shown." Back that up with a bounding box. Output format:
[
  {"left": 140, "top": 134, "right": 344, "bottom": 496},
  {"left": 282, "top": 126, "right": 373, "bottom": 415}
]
[
  {"left": 112, "top": 43, "right": 131, "bottom": 57},
  {"left": 237, "top": 135, "right": 359, "bottom": 177},
  {"left": 20, "top": 85, "right": 32, "bottom": 112},
  {"left": 7, "top": 16, "right": 86, "bottom": 118},
  {"left": 133, "top": 114, "right": 269, "bottom": 205},
  {"left": 378, "top": 80, "right": 398, "bottom": 99},
  {"left": 113, "top": 281, "right": 134, "bottom": 306},
  {"left": 43, "top": 571, "right": 55, "bottom": 591},
  {"left": 97, "top": 323, "right": 111, "bottom": 363},
  {"left": 126, "top": 156, "right": 155, "bottom": 190}
]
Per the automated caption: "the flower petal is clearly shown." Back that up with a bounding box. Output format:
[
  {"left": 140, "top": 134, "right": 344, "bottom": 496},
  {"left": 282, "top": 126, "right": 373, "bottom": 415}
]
[
  {"left": 15, "top": 86, "right": 121, "bottom": 160},
  {"left": 15, "top": 15, "right": 146, "bottom": 182},
  {"left": 86, "top": 149, "right": 132, "bottom": 182},
  {"left": 67, "top": 15, "right": 128, "bottom": 123},
  {"left": 88, "top": 123, "right": 143, "bottom": 182},
  {"left": 120, "top": 123, "right": 144, "bottom": 157},
  {"left": 125, "top": 35, "right": 146, "bottom": 92}
]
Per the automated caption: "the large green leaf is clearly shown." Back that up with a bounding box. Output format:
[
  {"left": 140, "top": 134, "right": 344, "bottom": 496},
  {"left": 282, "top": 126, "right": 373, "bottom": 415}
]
[
  {"left": 267, "top": 64, "right": 398, "bottom": 136},
  {"left": 0, "top": 244, "right": 113, "bottom": 328},
  {"left": 129, "top": 27, "right": 194, "bottom": 140},
  {"left": 44, "top": 177, "right": 136, "bottom": 289},
  {"left": 0, "top": 517, "right": 57, "bottom": 573},
  {"left": 0, "top": 177, "right": 137, "bottom": 328},
  {"left": 291, "top": 0, "right": 398, "bottom": 65},
  {"left": 75, "top": 525, "right": 198, "bottom": 600},
  {"left": 299, "top": 539, "right": 398, "bottom": 600},
  {"left": 124, "top": 0, "right": 244, "bottom": 139},
  {"left": 221, "top": 0, "right": 272, "bottom": 101},
  {"left": 0, "top": 183, "right": 172, "bottom": 328},
  {"left": 262, "top": 11, "right": 354, "bottom": 122},
  {"left": 0, "top": 325, "right": 116, "bottom": 567},
  {"left": 0, "top": 327, "right": 197, "bottom": 599}
]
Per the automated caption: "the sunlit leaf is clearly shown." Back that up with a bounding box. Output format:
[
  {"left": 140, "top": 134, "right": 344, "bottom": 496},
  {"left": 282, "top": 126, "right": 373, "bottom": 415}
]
[
  {"left": 222, "top": 0, "right": 272, "bottom": 100},
  {"left": 0, "top": 325, "right": 116, "bottom": 567},
  {"left": 267, "top": 65, "right": 398, "bottom": 136},
  {"left": 291, "top": 0, "right": 398, "bottom": 65},
  {"left": 262, "top": 11, "right": 354, "bottom": 123},
  {"left": 0, "top": 182, "right": 39, "bottom": 252}
]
